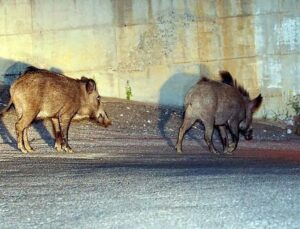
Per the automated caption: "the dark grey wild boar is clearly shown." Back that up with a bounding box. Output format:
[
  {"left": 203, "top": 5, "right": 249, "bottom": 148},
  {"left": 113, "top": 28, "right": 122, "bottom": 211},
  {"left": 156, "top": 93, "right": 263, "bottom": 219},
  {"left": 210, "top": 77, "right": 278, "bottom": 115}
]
[
  {"left": 0, "top": 67, "right": 111, "bottom": 153},
  {"left": 176, "top": 71, "right": 262, "bottom": 155}
]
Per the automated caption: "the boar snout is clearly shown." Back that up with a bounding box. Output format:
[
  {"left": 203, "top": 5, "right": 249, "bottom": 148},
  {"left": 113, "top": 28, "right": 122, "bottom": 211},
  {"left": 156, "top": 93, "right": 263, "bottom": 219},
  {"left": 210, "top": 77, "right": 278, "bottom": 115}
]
[
  {"left": 239, "top": 120, "right": 248, "bottom": 131},
  {"left": 96, "top": 111, "right": 111, "bottom": 128},
  {"left": 241, "top": 128, "right": 253, "bottom": 141}
]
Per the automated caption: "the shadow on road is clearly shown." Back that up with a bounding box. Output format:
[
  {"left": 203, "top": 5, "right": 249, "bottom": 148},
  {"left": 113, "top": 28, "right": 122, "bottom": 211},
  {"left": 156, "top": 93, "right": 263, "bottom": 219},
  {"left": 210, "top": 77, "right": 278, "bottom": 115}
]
[
  {"left": 158, "top": 64, "right": 213, "bottom": 148},
  {"left": 158, "top": 72, "right": 199, "bottom": 148},
  {"left": 0, "top": 58, "right": 63, "bottom": 150}
]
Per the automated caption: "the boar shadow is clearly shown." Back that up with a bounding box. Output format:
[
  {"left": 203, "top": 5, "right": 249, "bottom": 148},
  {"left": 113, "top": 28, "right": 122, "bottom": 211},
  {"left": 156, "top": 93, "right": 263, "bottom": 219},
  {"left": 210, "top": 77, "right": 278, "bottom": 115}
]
[
  {"left": 0, "top": 59, "right": 62, "bottom": 149},
  {"left": 0, "top": 110, "right": 17, "bottom": 148},
  {"left": 158, "top": 73, "right": 200, "bottom": 148},
  {"left": 0, "top": 61, "right": 31, "bottom": 149}
]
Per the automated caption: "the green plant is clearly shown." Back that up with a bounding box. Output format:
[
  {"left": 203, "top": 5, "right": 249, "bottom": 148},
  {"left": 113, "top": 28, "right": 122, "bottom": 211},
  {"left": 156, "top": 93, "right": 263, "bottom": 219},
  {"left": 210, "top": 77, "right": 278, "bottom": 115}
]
[
  {"left": 271, "top": 111, "right": 280, "bottom": 121},
  {"left": 284, "top": 110, "right": 290, "bottom": 120},
  {"left": 125, "top": 80, "right": 133, "bottom": 100},
  {"left": 262, "top": 113, "right": 268, "bottom": 120},
  {"left": 261, "top": 109, "right": 268, "bottom": 120},
  {"left": 288, "top": 94, "right": 300, "bottom": 115}
]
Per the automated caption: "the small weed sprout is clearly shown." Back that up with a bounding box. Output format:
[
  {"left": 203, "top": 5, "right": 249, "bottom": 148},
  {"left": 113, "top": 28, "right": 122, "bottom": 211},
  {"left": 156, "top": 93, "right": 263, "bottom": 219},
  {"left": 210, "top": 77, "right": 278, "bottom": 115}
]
[
  {"left": 271, "top": 111, "right": 280, "bottom": 121},
  {"left": 287, "top": 93, "right": 300, "bottom": 135},
  {"left": 262, "top": 112, "right": 268, "bottom": 120},
  {"left": 125, "top": 80, "right": 133, "bottom": 100},
  {"left": 288, "top": 94, "right": 300, "bottom": 115}
]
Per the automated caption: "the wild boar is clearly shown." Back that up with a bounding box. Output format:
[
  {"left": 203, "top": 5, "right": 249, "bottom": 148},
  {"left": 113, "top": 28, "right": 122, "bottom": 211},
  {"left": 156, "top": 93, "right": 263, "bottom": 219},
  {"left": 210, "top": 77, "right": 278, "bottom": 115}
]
[
  {"left": 175, "top": 71, "right": 262, "bottom": 155},
  {"left": 0, "top": 66, "right": 111, "bottom": 153}
]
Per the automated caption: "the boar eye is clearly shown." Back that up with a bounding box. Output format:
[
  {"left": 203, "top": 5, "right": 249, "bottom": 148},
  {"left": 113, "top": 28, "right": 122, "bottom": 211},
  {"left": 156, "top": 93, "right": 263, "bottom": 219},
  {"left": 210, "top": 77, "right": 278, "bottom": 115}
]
[{"left": 96, "top": 96, "right": 101, "bottom": 101}]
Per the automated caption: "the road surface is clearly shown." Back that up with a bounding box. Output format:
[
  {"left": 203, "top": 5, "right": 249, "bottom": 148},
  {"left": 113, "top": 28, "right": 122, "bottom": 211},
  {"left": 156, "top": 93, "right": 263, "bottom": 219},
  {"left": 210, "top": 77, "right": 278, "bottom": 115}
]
[{"left": 1, "top": 121, "right": 300, "bottom": 229}]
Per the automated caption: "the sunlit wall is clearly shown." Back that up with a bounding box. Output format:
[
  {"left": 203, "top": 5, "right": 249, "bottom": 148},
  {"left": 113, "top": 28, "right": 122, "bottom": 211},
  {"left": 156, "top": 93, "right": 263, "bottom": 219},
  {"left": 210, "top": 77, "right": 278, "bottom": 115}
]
[{"left": 0, "top": 0, "right": 299, "bottom": 118}]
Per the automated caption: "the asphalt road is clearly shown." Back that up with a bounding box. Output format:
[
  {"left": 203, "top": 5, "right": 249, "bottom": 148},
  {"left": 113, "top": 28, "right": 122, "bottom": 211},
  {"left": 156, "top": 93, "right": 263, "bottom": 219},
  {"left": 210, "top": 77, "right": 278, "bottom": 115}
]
[
  {"left": 1, "top": 134, "right": 300, "bottom": 229},
  {"left": 1, "top": 110, "right": 300, "bottom": 229}
]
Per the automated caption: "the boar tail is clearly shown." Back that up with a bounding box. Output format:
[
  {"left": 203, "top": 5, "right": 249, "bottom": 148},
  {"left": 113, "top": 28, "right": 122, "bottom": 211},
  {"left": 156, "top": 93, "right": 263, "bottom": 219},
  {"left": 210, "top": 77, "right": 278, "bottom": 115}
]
[{"left": 0, "top": 99, "right": 13, "bottom": 117}]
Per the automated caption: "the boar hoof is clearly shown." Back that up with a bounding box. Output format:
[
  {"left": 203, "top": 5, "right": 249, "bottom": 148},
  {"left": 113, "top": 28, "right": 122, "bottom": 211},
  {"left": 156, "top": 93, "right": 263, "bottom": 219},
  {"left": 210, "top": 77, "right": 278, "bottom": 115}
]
[
  {"left": 223, "top": 148, "right": 233, "bottom": 155},
  {"left": 26, "top": 148, "right": 34, "bottom": 153},
  {"left": 227, "top": 142, "right": 236, "bottom": 153},
  {"left": 67, "top": 149, "right": 74, "bottom": 153},
  {"left": 54, "top": 144, "right": 63, "bottom": 152},
  {"left": 62, "top": 145, "right": 74, "bottom": 153},
  {"left": 211, "top": 151, "right": 222, "bottom": 156},
  {"left": 223, "top": 146, "right": 236, "bottom": 155},
  {"left": 24, "top": 144, "right": 34, "bottom": 153},
  {"left": 175, "top": 145, "right": 182, "bottom": 153},
  {"left": 18, "top": 143, "right": 28, "bottom": 153},
  {"left": 19, "top": 148, "right": 29, "bottom": 154},
  {"left": 208, "top": 146, "right": 220, "bottom": 155},
  {"left": 66, "top": 148, "right": 74, "bottom": 153},
  {"left": 176, "top": 149, "right": 183, "bottom": 154}
]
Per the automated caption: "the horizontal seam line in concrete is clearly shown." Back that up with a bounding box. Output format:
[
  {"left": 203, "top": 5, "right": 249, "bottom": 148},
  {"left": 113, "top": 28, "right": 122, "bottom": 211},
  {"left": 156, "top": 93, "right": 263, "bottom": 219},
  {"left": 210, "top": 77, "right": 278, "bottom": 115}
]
[{"left": 199, "top": 52, "right": 300, "bottom": 62}]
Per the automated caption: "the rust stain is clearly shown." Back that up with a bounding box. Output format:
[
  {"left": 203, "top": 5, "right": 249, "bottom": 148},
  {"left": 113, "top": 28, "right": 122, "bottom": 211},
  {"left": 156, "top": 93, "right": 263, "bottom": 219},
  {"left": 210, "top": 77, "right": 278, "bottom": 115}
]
[
  {"left": 217, "top": 0, "right": 260, "bottom": 98},
  {"left": 236, "top": 148, "right": 300, "bottom": 164},
  {"left": 114, "top": 0, "right": 133, "bottom": 26}
]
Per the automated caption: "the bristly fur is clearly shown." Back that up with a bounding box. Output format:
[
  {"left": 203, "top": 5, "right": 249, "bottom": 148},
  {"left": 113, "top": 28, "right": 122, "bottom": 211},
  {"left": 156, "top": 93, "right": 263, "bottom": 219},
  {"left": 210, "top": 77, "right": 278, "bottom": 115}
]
[
  {"left": 236, "top": 84, "right": 250, "bottom": 98},
  {"left": 23, "top": 66, "right": 67, "bottom": 78},
  {"left": 219, "top": 70, "right": 250, "bottom": 98},
  {"left": 197, "top": 76, "right": 209, "bottom": 84},
  {"left": 24, "top": 66, "right": 40, "bottom": 74}
]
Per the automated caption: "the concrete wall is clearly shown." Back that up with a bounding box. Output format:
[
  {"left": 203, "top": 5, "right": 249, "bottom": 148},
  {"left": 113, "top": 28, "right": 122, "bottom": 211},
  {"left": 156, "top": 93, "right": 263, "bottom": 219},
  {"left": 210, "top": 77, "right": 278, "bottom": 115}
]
[{"left": 0, "top": 0, "right": 299, "bottom": 118}]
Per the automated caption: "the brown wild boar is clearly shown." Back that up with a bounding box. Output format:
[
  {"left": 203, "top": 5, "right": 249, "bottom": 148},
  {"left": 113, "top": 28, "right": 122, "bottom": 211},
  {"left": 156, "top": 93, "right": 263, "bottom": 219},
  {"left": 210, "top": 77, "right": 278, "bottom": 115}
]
[
  {"left": 0, "top": 66, "right": 111, "bottom": 153},
  {"left": 176, "top": 71, "right": 262, "bottom": 155}
]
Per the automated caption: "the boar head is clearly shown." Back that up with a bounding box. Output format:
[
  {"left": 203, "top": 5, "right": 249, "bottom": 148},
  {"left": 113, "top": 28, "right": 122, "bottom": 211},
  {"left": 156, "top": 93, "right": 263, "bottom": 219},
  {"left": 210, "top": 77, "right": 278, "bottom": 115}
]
[
  {"left": 239, "top": 94, "right": 263, "bottom": 140},
  {"left": 78, "top": 77, "right": 111, "bottom": 127}
]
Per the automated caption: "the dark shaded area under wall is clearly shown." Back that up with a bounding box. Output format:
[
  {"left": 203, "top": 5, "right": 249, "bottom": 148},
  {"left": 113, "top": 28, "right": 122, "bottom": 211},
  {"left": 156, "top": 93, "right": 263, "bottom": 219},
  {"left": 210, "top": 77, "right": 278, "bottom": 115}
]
[{"left": 0, "top": 57, "right": 63, "bottom": 150}]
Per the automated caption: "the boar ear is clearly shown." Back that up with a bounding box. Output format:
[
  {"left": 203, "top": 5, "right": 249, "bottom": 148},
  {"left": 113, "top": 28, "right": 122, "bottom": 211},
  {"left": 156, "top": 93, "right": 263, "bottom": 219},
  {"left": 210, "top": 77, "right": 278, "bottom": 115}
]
[
  {"left": 85, "top": 80, "right": 96, "bottom": 94},
  {"left": 249, "top": 94, "right": 263, "bottom": 112}
]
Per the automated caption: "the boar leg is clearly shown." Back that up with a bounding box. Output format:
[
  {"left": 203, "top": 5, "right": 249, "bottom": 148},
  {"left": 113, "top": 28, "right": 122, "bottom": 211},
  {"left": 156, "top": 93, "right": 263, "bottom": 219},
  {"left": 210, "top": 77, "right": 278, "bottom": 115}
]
[
  {"left": 219, "top": 125, "right": 228, "bottom": 152},
  {"left": 227, "top": 121, "right": 239, "bottom": 154},
  {"left": 202, "top": 118, "right": 219, "bottom": 155},
  {"left": 51, "top": 118, "right": 63, "bottom": 152},
  {"left": 176, "top": 118, "right": 196, "bottom": 153},
  {"left": 59, "top": 116, "right": 73, "bottom": 153},
  {"left": 15, "top": 112, "right": 35, "bottom": 153},
  {"left": 23, "top": 128, "right": 34, "bottom": 153},
  {"left": 15, "top": 126, "right": 26, "bottom": 153},
  {"left": 219, "top": 126, "right": 235, "bottom": 154}
]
